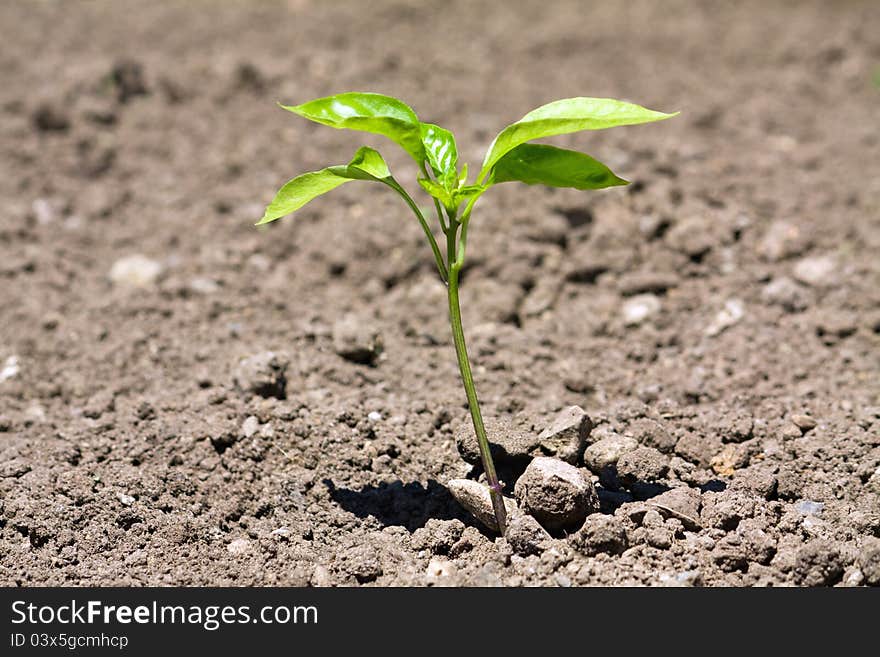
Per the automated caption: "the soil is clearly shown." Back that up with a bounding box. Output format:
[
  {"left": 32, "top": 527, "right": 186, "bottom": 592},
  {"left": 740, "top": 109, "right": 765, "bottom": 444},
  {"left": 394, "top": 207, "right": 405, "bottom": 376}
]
[{"left": 1, "top": 0, "right": 879, "bottom": 587}]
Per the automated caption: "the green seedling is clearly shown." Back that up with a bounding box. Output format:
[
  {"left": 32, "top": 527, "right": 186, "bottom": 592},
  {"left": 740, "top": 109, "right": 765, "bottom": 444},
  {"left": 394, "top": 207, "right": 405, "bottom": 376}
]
[{"left": 257, "top": 92, "right": 675, "bottom": 532}]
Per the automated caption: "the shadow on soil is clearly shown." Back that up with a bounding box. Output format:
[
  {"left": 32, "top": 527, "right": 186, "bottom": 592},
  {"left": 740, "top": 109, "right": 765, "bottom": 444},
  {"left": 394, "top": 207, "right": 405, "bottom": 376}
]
[{"left": 325, "top": 478, "right": 466, "bottom": 532}]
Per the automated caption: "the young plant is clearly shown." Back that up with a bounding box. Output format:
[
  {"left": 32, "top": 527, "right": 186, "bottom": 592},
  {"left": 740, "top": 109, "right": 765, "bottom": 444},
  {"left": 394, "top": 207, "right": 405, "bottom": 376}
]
[{"left": 257, "top": 92, "right": 675, "bottom": 532}]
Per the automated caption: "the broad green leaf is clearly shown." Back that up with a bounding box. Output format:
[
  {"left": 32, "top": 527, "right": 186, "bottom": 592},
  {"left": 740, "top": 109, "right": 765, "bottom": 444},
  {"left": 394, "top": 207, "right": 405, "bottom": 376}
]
[
  {"left": 282, "top": 92, "right": 424, "bottom": 163},
  {"left": 420, "top": 123, "right": 458, "bottom": 188},
  {"left": 491, "top": 144, "right": 627, "bottom": 190},
  {"left": 257, "top": 147, "right": 391, "bottom": 225},
  {"left": 480, "top": 97, "right": 677, "bottom": 181}
]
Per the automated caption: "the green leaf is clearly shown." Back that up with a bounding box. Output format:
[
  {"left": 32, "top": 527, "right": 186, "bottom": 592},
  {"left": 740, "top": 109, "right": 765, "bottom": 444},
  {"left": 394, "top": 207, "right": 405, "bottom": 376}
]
[
  {"left": 282, "top": 92, "right": 424, "bottom": 163},
  {"left": 480, "top": 97, "right": 677, "bottom": 181},
  {"left": 491, "top": 144, "right": 627, "bottom": 190},
  {"left": 420, "top": 123, "right": 458, "bottom": 188},
  {"left": 257, "top": 147, "right": 392, "bottom": 225},
  {"left": 418, "top": 178, "right": 456, "bottom": 213}
]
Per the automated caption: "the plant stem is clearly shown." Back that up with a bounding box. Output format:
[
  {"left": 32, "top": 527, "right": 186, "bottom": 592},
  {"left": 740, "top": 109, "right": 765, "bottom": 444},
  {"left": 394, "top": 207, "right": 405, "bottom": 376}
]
[
  {"left": 446, "top": 225, "right": 507, "bottom": 533},
  {"left": 386, "top": 179, "right": 448, "bottom": 283}
]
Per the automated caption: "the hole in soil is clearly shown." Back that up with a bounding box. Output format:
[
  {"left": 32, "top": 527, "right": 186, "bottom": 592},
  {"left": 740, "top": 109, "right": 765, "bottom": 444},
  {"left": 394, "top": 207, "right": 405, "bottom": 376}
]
[
  {"left": 325, "top": 478, "right": 465, "bottom": 532},
  {"left": 553, "top": 206, "right": 593, "bottom": 229}
]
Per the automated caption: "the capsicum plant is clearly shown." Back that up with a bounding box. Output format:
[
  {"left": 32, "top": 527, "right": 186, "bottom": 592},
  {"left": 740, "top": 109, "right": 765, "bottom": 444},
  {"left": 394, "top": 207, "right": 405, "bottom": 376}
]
[{"left": 257, "top": 92, "right": 675, "bottom": 532}]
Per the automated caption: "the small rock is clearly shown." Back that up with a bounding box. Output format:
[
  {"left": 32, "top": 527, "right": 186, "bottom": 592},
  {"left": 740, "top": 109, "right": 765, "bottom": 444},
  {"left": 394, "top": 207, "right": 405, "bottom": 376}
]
[
  {"left": 675, "top": 432, "right": 721, "bottom": 468},
  {"left": 618, "top": 271, "right": 678, "bottom": 296},
  {"left": 665, "top": 217, "right": 715, "bottom": 259},
  {"left": 83, "top": 390, "right": 115, "bottom": 419},
  {"left": 536, "top": 406, "right": 593, "bottom": 464},
  {"left": 648, "top": 487, "right": 702, "bottom": 530},
  {"left": 583, "top": 432, "right": 639, "bottom": 472},
  {"left": 332, "top": 315, "right": 383, "bottom": 365},
  {"left": 710, "top": 443, "right": 750, "bottom": 476},
  {"left": 616, "top": 447, "right": 669, "bottom": 487},
  {"left": 233, "top": 351, "right": 288, "bottom": 399},
  {"left": 514, "top": 457, "right": 598, "bottom": 531},
  {"left": 705, "top": 298, "right": 745, "bottom": 336},
  {"left": 411, "top": 519, "right": 465, "bottom": 554},
  {"left": 270, "top": 527, "right": 291, "bottom": 540},
  {"left": 571, "top": 514, "right": 628, "bottom": 556},
  {"left": 367, "top": 411, "right": 382, "bottom": 422},
  {"left": 241, "top": 415, "right": 260, "bottom": 438},
  {"left": 109, "top": 254, "right": 163, "bottom": 288},
  {"left": 0, "top": 355, "right": 20, "bottom": 382},
  {"left": 795, "top": 500, "right": 824, "bottom": 517},
  {"left": 446, "top": 479, "right": 518, "bottom": 532},
  {"left": 714, "top": 409, "right": 754, "bottom": 443},
  {"left": 117, "top": 493, "right": 135, "bottom": 507},
  {"left": 189, "top": 277, "right": 219, "bottom": 295},
  {"left": 626, "top": 417, "right": 677, "bottom": 453},
  {"left": 791, "top": 414, "right": 817, "bottom": 432},
  {"left": 425, "top": 558, "right": 456, "bottom": 583},
  {"left": 792, "top": 255, "right": 837, "bottom": 287},
  {"left": 32, "top": 198, "right": 64, "bottom": 225},
  {"left": 858, "top": 538, "right": 880, "bottom": 586},
  {"left": 621, "top": 294, "right": 661, "bottom": 326},
  {"left": 700, "top": 490, "right": 755, "bottom": 530},
  {"left": 660, "top": 570, "right": 703, "bottom": 587},
  {"left": 455, "top": 417, "right": 538, "bottom": 466},
  {"left": 504, "top": 514, "right": 551, "bottom": 556},
  {"left": 227, "top": 538, "right": 251, "bottom": 556},
  {"left": 761, "top": 276, "right": 809, "bottom": 312},
  {"left": 520, "top": 277, "right": 561, "bottom": 317},
  {"left": 757, "top": 220, "right": 808, "bottom": 261}
]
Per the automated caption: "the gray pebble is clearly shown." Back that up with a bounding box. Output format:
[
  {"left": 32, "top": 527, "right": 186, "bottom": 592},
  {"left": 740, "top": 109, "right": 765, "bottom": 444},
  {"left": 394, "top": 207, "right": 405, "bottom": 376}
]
[
  {"left": 626, "top": 417, "right": 677, "bottom": 453},
  {"left": 757, "top": 220, "right": 808, "bottom": 261},
  {"left": 455, "top": 417, "right": 538, "bottom": 466},
  {"left": 583, "top": 432, "right": 638, "bottom": 473},
  {"left": 792, "top": 255, "right": 837, "bottom": 287},
  {"left": 648, "top": 487, "right": 702, "bottom": 530},
  {"left": 536, "top": 406, "right": 593, "bottom": 464},
  {"left": 795, "top": 500, "right": 824, "bottom": 517},
  {"left": 332, "top": 314, "right": 383, "bottom": 365},
  {"left": 616, "top": 447, "right": 669, "bottom": 487},
  {"left": 791, "top": 414, "right": 817, "bottom": 431},
  {"left": 761, "top": 276, "right": 809, "bottom": 312},
  {"left": 233, "top": 351, "right": 288, "bottom": 399},
  {"left": 504, "top": 514, "right": 551, "bottom": 556},
  {"left": 109, "top": 254, "right": 163, "bottom": 288},
  {"left": 241, "top": 415, "right": 260, "bottom": 438},
  {"left": 514, "top": 457, "right": 598, "bottom": 531},
  {"left": 571, "top": 514, "right": 628, "bottom": 556},
  {"left": 621, "top": 294, "right": 661, "bottom": 326}
]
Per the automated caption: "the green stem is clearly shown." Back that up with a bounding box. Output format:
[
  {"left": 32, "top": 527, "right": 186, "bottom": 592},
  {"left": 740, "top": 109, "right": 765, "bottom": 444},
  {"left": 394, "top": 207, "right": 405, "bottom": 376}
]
[
  {"left": 386, "top": 180, "right": 448, "bottom": 283},
  {"left": 446, "top": 224, "right": 507, "bottom": 533}
]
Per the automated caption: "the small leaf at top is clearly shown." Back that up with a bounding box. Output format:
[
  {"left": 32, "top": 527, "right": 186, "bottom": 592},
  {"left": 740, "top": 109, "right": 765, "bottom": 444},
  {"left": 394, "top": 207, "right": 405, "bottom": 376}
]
[
  {"left": 418, "top": 178, "right": 455, "bottom": 212},
  {"left": 420, "top": 123, "right": 458, "bottom": 188},
  {"left": 257, "top": 147, "right": 392, "bottom": 225},
  {"left": 480, "top": 97, "right": 677, "bottom": 181},
  {"left": 491, "top": 143, "right": 628, "bottom": 190},
  {"left": 282, "top": 92, "right": 425, "bottom": 163}
]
